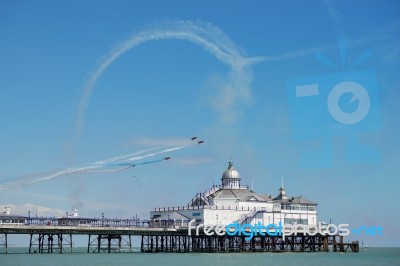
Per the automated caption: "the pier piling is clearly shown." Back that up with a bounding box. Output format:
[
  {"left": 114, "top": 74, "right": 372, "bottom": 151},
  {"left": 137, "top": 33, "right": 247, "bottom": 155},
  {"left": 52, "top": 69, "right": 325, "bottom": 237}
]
[{"left": 0, "top": 224, "right": 359, "bottom": 254}]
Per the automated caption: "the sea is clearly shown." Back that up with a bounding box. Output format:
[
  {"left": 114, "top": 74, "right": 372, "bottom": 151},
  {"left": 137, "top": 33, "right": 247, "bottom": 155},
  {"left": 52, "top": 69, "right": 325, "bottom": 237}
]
[{"left": 0, "top": 248, "right": 399, "bottom": 266}]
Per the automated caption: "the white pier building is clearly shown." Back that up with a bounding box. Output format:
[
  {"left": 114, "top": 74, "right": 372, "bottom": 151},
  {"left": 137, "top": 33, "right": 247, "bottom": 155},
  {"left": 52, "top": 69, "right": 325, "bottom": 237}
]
[
  {"left": 150, "top": 160, "right": 317, "bottom": 227},
  {"left": 0, "top": 206, "right": 27, "bottom": 225}
]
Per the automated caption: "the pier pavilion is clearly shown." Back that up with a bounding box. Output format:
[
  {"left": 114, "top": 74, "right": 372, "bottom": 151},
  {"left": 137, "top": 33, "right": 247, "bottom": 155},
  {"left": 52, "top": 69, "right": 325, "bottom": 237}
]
[{"left": 150, "top": 160, "right": 317, "bottom": 228}]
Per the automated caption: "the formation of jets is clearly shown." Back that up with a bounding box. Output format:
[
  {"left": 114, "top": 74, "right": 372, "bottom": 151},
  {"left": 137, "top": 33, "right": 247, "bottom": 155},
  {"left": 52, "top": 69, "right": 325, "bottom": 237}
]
[
  {"left": 123, "top": 137, "right": 203, "bottom": 173},
  {"left": 191, "top": 136, "right": 204, "bottom": 145}
]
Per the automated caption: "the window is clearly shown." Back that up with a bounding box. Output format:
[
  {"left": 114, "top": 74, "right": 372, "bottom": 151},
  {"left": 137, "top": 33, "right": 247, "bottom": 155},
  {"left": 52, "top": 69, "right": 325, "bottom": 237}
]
[
  {"left": 284, "top": 218, "right": 308, "bottom": 225},
  {"left": 192, "top": 212, "right": 201, "bottom": 217}
]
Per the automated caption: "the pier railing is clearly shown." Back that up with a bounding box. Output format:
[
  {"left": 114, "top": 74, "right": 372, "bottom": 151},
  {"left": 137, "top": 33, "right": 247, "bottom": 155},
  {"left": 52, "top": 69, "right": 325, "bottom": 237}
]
[
  {"left": 10, "top": 217, "right": 149, "bottom": 228},
  {"left": 153, "top": 204, "right": 266, "bottom": 212}
]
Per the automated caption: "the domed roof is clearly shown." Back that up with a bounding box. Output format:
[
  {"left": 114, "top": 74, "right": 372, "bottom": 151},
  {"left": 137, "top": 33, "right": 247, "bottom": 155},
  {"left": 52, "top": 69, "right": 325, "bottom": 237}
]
[{"left": 221, "top": 160, "right": 240, "bottom": 180}]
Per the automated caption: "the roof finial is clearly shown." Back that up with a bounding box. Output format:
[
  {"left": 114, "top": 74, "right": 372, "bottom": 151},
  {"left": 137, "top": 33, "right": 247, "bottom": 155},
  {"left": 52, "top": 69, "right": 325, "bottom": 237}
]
[
  {"left": 228, "top": 156, "right": 233, "bottom": 168},
  {"left": 281, "top": 176, "right": 284, "bottom": 189}
]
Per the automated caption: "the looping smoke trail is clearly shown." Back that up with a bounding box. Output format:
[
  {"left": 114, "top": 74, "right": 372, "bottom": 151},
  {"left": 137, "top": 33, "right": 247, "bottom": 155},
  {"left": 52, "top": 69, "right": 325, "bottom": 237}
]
[{"left": 74, "top": 19, "right": 264, "bottom": 143}]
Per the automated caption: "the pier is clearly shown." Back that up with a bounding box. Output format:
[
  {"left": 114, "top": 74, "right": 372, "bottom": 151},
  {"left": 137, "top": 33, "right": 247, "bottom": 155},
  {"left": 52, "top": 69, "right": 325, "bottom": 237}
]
[
  {"left": 140, "top": 231, "right": 359, "bottom": 253},
  {"left": 0, "top": 162, "right": 360, "bottom": 255},
  {"left": 0, "top": 223, "right": 176, "bottom": 254},
  {"left": 0, "top": 223, "right": 359, "bottom": 254}
]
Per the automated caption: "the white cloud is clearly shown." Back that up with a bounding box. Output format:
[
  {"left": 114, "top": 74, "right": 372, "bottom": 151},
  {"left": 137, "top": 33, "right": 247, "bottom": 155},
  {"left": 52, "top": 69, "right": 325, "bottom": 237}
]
[{"left": 323, "top": 0, "right": 341, "bottom": 26}]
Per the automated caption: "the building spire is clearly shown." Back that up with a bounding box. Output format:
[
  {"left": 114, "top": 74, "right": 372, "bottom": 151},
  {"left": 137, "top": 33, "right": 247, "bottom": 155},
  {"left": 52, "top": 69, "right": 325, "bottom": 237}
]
[
  {"left": 278, "top": 176, "right": 288, "bottom": 200},
  {"left": 228, "top": 156, "right": 233, "bottom": 168}
]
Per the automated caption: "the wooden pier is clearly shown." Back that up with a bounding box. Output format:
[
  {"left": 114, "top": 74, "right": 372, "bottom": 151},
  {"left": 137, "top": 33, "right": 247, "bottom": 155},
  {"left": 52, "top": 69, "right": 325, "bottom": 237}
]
[
  {"left": 0, "top": 224, "right": 358, "bottom": 254},
  {"left": 140, "top": 230, "right": 359, "bottom": 253}
]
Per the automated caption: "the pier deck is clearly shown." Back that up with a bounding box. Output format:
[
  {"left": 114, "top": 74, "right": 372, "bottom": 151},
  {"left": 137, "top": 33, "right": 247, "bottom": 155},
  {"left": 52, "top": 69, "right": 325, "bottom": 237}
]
[{"left": 0, "top": 224, "right": 359, "bottom": 254}]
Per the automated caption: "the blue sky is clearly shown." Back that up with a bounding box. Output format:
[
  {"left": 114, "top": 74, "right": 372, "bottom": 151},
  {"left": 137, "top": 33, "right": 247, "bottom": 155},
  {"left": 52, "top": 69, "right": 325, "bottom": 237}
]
[{"left": 0, "top": 1, "right": 399, "bottom": 247}]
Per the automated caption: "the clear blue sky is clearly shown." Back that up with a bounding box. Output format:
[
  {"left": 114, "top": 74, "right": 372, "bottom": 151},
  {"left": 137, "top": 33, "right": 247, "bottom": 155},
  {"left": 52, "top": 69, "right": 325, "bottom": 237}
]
[{"left": 0, "top": 0, "right": 399, "bottom": 247}]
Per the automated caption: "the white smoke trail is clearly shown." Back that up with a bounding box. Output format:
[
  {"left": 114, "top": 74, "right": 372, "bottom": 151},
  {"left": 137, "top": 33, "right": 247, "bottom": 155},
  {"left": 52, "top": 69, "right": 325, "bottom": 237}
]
[
  {"left": 124, "top": 145, "right": 189, "bottom": 162},
  {"left": 74, "top": 19, "right": 263, "bottom": 143},
  {"left": 86, "top": 166, "right": 132, "bottom": 173},
  {"left": 0, "top": 143, "right": 193, "bottom": 190},
  {"left": 93, "top": 145, "right": 172, "bottom": 165},
  {"left": 94, "top": 139, "right": 193, "bottom": 165},
  {"left": 0, "top": 165, "right": 99, "bottom": 191}
]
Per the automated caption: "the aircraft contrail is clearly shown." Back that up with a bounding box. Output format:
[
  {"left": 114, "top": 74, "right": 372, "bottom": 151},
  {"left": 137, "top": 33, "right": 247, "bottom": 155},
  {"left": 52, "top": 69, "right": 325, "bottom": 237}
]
[
  {"left": 86, "top": 166, "right": 133, "bottom": 173},
  {"left": 122, "top": 145, "right": 188, "bottom": 162},
  {"left": 0, "top": 142, "right": 194, "bottom": 190},
  {"left": 0, "top": 165, "right": 99, "bottom": 190},
  {"left": 74, "top": 19, "right": 263, "bottom": 144},
  {"left": 93, "top": 145, "right": 172, "bottom": 165}
]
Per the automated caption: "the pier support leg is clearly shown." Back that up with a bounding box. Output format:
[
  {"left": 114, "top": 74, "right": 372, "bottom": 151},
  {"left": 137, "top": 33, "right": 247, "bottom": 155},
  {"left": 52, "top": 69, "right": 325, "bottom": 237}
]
[
  {"left": 0, "top": 233, "right": 7, "bottom": 254},
  {"left": 58, "top": 234, "right": 63, "bottom": 254},
  {"left": 322, "top": 236, "right": 328, "bottom": 252},
  {"left": 107, "top": 236, "right": 111, "bottom": 253},
  {"left": 29, "top": 234, "right": 33, "bottom": 253},
  {"left": 97, "top": 235, "right": 101, "bottom": 253},
  {"left": 69, "top": 234, "right": 73, "bottom": 253},
  {"left": 333, "top": 235, "right": 337, "bottom": 252},
  {"left": 87, "top": 234, "right": 91, "bottom": 253}
]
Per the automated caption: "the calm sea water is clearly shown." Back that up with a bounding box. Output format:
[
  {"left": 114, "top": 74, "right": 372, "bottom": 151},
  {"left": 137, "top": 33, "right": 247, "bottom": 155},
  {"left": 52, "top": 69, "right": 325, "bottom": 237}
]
[{"left": 0, "top": 248, "right": 399, "bottom": 266}]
